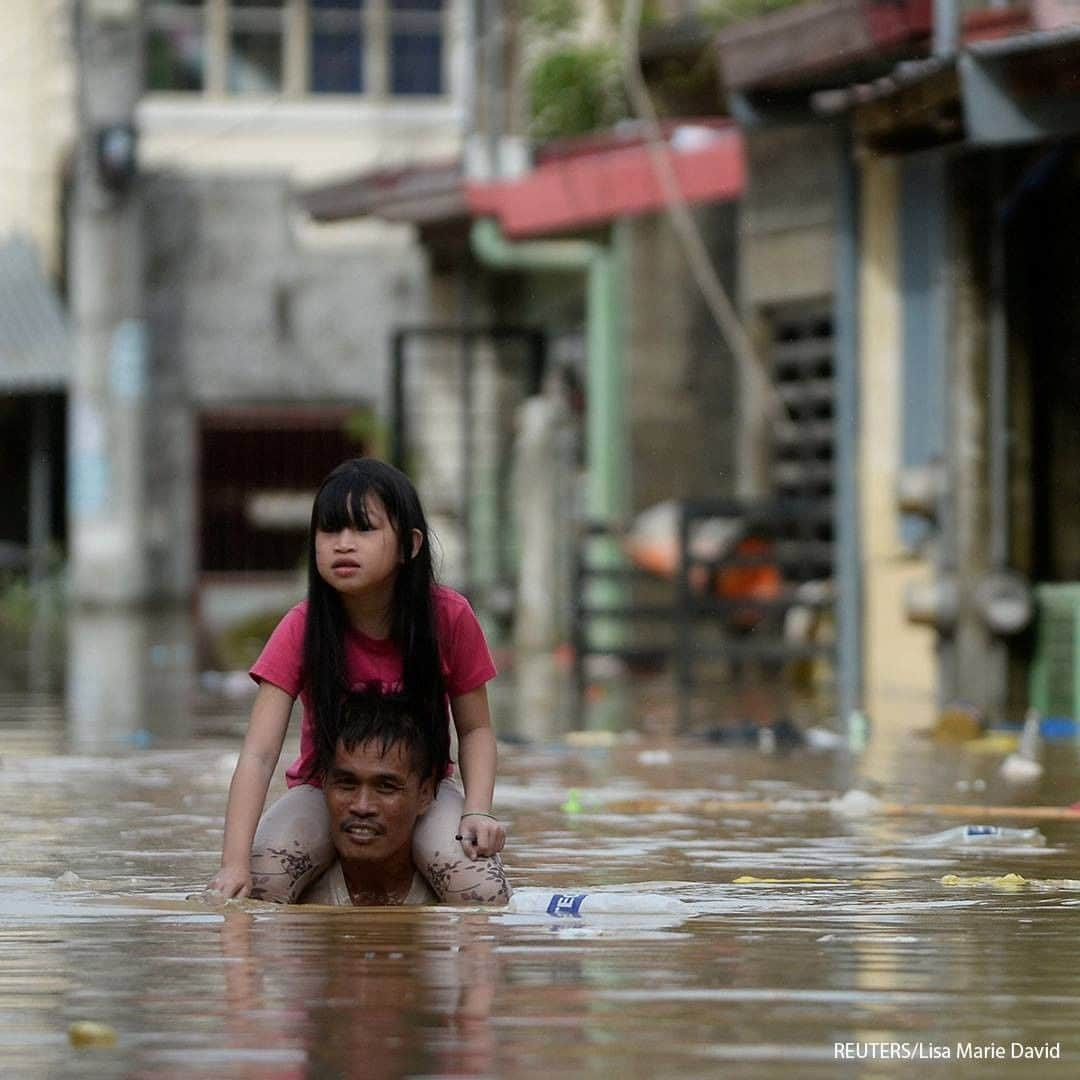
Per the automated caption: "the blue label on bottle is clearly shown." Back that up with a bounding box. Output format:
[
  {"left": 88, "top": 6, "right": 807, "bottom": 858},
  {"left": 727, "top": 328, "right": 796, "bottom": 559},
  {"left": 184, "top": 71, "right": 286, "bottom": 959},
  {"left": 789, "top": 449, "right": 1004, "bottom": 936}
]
[
  {"left": 546, "top": 892, "right": 587, "bottom": 917},
  {"left": 965, "top": 826, "right": 998, "bottom": 836}
]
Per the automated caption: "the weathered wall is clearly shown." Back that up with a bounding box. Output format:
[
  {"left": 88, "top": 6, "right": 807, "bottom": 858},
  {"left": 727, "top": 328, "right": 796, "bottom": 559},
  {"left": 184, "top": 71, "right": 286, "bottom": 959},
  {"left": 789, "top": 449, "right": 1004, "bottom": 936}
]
[
  {"left": 624, "top": 204, "right": 739, "bottom": 512},
  {"left": 0, "top": 0, "right": 74, "bottom": 276},
  {"left": 737, "top": 124, "right": 839, "bottom": 497},
  {"left": 739, "top": 125, "right": 838, "bottom": 310},
  {"left": 142, "top": 172, "right": 428, "bottom": 598},
  {"left": 144, "top": 173, "right": 425, "bottom": 405}
]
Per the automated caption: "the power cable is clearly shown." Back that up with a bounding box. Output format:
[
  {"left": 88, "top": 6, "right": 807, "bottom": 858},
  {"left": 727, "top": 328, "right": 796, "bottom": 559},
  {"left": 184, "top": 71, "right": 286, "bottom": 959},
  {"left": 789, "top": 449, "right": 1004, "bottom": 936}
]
[{"left": 618, "top": 0, "right": 784, "bottom": 424}]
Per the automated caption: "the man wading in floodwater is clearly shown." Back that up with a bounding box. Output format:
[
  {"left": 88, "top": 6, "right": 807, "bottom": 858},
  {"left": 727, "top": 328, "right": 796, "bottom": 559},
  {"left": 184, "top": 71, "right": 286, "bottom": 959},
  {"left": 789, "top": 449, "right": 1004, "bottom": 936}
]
[{"left": 297, "top": 692, "right": 466, "bottom": 906}]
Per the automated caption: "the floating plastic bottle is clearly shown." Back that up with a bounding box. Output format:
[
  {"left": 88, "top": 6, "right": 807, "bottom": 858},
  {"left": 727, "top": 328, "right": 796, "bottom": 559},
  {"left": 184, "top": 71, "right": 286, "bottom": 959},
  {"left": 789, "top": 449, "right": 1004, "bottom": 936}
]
[
  {"left": 907, "top": 824, "right": 1047, "bottom": 848},
  {"left": 506, "top": 888, "right": 692, "bottom": 917}
]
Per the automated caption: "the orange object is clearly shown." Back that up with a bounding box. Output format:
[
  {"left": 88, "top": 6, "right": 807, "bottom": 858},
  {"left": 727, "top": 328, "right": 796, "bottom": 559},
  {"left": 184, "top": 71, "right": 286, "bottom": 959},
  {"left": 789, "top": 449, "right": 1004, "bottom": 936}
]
[
  {"left": 715, "top": 538, "right": 782, "bottom": 628},
  {"left": 622, "top": 538, "right": 677, "bottom": 578},
  {"left": 623, "top": 534, "right": 782, "bottom": 626}
]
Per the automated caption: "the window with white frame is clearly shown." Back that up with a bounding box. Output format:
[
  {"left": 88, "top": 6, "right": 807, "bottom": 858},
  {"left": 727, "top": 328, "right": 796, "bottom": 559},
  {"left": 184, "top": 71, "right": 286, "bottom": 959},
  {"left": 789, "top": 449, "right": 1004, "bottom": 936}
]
[{"left": 146, "top": 0, "right": 448, "bottom": 98}]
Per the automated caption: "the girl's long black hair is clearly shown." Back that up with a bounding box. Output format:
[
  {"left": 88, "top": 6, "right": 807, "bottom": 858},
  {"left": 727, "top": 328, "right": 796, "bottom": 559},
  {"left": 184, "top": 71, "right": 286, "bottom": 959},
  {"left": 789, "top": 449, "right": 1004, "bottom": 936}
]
[{"left": 301, "top": 458, "right": 448, "bottom": 782}]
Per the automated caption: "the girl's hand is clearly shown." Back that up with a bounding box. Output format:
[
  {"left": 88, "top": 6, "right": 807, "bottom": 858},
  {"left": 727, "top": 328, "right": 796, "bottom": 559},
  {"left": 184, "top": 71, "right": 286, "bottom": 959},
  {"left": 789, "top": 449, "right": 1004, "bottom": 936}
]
[
  {"left": 457, "top": 813, "right": 506, "bottom": 859},
  {"left": 207, "top": 863, "right": 252, "bottom": 900}
]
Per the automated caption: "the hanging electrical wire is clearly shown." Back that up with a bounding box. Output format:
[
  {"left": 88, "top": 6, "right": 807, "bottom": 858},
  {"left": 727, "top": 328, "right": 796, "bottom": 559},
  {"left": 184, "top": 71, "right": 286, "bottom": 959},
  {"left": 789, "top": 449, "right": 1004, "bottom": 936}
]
[{"left": 617, "top": 0, "right": 785, "bottom": 423}]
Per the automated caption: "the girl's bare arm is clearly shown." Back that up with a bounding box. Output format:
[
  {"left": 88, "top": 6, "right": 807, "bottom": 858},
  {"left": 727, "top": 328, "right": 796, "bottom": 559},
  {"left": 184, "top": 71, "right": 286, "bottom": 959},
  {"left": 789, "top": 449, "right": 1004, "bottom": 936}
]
[
  {"left": 452, "top": 685, "right": 505, "bottom": 859},
  {"left": 208, "top": 681, "right": 295, "bottom": 897}
]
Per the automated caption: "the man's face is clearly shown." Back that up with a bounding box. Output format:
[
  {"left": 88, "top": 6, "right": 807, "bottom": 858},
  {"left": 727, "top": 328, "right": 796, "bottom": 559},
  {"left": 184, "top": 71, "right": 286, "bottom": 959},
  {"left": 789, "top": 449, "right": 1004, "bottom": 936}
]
[{"left": 324, "top": 738, "right": 434, "bottom": 864}]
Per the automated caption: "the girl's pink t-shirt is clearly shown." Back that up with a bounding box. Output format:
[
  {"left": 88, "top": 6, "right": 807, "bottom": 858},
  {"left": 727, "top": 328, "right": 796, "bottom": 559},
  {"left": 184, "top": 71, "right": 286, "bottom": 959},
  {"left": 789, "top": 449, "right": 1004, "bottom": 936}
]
[{"left": 250, "top": 585, "right": 497, "bottom": 787}]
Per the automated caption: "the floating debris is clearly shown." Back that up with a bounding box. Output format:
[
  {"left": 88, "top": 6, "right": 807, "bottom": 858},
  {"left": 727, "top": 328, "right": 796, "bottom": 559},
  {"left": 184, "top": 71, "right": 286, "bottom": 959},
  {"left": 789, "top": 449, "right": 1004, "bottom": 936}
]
[
  {"left": 564, "top": 730, "right": 621, "bottom": 749},
  {"left": 68, "top": 1021, "right": 118, "bottom": 1048},
  {"left": 964, "top": 733, "right": 1019, "bottom": 755},
  {"left": 804, "top": 726, "right": 846, "bottom": 750},
  {"left": 732, "top": 876, "right": 843, "bottom": 886},
  {"left": 828, "top": 789, "right": 884, "bottom": 816},
  {"left": 907, "top": 825, "right": 1046, "bottom": 849},
  {"left": 507, "top": 888, "right": 692, "bottom": 917},
  {"left": 1000, "top": 709, "right": 1044, "bottom": 784},
  {"left": 561, "top": 790, "right": 582, "bottom": 814},
  {"left": 636, "top": 749, "right": 673, "bottom": 766},
  {"left": 932, "top": 704, "right": 984, "bottom": 743},
  {"left": 939, "top": 873, "right": 1027, "bottom": 890}
]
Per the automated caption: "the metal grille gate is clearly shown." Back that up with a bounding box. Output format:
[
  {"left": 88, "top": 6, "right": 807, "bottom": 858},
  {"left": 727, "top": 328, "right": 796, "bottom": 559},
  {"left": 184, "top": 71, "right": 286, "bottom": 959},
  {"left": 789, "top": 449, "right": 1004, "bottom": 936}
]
[{"left": 573, "top": 303, "right": 838, "bottom": 723}]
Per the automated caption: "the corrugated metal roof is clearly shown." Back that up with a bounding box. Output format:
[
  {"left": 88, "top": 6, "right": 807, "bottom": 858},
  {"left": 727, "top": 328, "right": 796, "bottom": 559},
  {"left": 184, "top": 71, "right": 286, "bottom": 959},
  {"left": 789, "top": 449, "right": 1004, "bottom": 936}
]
[{"left": 0, "top": 234, "right": 71, "bottom": 392}]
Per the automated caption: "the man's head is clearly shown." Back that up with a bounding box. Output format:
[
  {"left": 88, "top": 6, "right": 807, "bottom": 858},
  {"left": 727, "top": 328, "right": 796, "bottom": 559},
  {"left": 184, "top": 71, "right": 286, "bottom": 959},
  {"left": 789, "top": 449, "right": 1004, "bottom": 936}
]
[{"left": 322, "top": 691, "right": 440, "bottom": 867}]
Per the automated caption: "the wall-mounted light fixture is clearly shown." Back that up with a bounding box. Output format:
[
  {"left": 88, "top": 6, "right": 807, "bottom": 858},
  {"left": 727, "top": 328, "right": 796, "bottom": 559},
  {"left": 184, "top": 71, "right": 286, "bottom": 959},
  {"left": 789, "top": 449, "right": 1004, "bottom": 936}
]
[{"left": 96, "top": 124, "right": 138, "bottom": 192}]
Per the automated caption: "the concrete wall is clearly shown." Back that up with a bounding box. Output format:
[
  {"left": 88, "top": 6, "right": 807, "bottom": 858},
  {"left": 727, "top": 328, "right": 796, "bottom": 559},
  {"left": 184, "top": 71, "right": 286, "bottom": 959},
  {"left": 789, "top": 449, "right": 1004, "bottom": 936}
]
[
  {"left": 738, "top": 124, "right": 839, "bottom": 496},
  {"left": 144, "top": 173, "right": 425, "bottom": 406},
  {"left": 142, "top": 171, "right": 429, "bottom": 598},
  {"left": 138, "top": 100, "right": 466, "bottom": 184},
  {"left": 0, "top": 0, "right": 75, "bottom": 276},
  {"left": 624, "top": 204, "right": 739, "bottom": 512},
  {"left": 739, "top": 125, "right": 837, "bottom": 310}
]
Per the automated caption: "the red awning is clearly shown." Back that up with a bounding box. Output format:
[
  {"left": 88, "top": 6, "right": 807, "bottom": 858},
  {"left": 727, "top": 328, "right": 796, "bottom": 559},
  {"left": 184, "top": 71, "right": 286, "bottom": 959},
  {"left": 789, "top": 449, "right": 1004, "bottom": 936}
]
[{"left": 466, "top": 122, "right": 745, "bottom": 239}]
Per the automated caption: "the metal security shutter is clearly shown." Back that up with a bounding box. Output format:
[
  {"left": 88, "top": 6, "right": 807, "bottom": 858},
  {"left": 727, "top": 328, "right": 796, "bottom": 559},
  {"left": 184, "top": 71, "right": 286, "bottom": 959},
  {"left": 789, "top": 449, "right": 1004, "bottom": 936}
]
[{"left": 768, "top": 305, "right": 835, "bottom": 582}]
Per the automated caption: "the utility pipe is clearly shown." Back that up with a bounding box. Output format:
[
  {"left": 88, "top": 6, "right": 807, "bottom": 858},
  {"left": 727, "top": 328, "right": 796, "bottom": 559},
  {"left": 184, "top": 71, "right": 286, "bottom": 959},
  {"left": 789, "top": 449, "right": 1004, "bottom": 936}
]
[
  {"left": 933, "top": 0, "right": 960, "bottom": 58},
  {"left": 470, "top": 218, "right": 626, "bottom": 527},
  {"left": 833, "top": 136, "right": 863, "bottom": 724},
  {"left": 988, "top": 156, "right": 1009, "bottom": 570}
]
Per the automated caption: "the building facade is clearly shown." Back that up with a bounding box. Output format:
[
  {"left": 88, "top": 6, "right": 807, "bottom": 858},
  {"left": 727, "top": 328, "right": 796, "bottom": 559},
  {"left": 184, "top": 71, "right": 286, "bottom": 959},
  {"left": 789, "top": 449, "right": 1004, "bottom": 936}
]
[
  {"left": 63, "top": 0, "right": 470, "bottom": 625},
  {"left": 716, "top": 0, "right": 1080, "bottom": 731}
]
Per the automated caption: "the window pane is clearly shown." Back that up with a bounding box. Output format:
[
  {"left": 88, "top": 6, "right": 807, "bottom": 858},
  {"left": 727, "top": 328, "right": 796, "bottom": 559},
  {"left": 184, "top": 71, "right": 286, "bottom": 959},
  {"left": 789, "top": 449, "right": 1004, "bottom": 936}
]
[
  {"left": 390, "top": 1, "right": 443, "bottom": 96},
  {"left": 311, "top": 31, "right": 365, "bottom": 93},
  {"left": 146, "top": 2, "right": 205, "bottom": 92},
  {"left": 390, "top": 32, "right": 442, "bottom": 95},
  {"left": 228, "top": 3, "right": 285, "bottom": 94},
  {"left": 229, "top": 32, "right": 283, "bottom": 92},
  {"left": 311, "top": 0, "right": 366, "bottom": 94}
]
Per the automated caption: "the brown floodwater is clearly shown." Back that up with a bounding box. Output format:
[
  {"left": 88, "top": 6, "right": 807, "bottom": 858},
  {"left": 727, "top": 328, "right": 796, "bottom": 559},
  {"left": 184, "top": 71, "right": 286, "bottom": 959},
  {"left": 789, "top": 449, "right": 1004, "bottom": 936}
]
[{"left": 3, "top": 616, "right": 1080, "bottom": 1078}]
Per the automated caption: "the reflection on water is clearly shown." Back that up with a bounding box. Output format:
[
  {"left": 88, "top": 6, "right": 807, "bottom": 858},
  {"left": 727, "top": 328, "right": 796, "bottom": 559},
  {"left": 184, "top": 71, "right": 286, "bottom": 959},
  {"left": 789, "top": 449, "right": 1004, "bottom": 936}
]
[
  {"left": 3, "top": 613, "right": 1080, "bottom": 1076},
  {"left": 66, "top": 609, "right": 196, "bottom": 752}
]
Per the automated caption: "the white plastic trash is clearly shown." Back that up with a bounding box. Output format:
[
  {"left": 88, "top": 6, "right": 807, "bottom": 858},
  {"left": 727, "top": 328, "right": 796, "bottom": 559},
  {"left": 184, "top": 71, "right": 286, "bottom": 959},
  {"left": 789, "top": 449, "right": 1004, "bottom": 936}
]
[
  {"left": 906, "top": 825, "right": 1047, "bottom": 848},
  {"left": 828, "top": 789, "right": 883, "bottom": 816},
  {"left": 506, "top": 888, "right": 693, "bottom": 917}
]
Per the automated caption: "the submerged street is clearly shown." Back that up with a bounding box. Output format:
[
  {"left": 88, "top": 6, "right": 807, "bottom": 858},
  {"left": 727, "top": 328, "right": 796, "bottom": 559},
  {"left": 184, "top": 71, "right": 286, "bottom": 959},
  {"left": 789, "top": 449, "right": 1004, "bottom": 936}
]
[{"left": 2, "top": 618, "right": 1079, "bottom": 1078}]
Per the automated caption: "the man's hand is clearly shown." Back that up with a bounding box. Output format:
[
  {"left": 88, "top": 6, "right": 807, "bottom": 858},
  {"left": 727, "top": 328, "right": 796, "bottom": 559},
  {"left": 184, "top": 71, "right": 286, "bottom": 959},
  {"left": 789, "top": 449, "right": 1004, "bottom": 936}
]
[
  {"left": 206, "top": 863, "right": 252, "bottom": 900},
  {"left": 457, "top": 813, "right": 506, "bottom": 860}
]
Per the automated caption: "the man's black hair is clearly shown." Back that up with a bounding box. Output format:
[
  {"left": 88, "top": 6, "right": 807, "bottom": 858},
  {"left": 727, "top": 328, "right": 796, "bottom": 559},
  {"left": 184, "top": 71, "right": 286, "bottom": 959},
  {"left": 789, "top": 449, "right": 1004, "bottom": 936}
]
[{"left": 319, "top": 687, "right": 448, "bottom": 787}]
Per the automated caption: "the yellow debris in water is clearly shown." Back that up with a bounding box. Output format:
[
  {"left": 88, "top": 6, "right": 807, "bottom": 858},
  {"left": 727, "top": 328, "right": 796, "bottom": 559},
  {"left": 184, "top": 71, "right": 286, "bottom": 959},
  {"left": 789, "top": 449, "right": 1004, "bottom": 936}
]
[
  {"left": 733, "top": 876, "right": 843, "bottom": 885},
  {"left": 564, "top": 730, "right": 620, "bottom": 748},
  {"left": 964, "top": 733, "right": 1020, "bottom": 755},
  {"left": 68, "top": 1021, "right": 118, "bottom": 1048},
  {"left": 932, "top": 705, "right": 984, "bottom": 742},
  {"left": 939, "top": 873, "right": 1028, "bottom": 889}
]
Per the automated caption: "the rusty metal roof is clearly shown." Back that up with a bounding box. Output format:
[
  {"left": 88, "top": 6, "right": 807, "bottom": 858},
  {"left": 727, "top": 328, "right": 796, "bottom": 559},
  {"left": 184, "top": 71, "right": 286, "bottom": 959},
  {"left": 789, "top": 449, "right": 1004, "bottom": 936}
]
[{"left": 299, "top": 159, "right": 466, "bottom": 225}]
